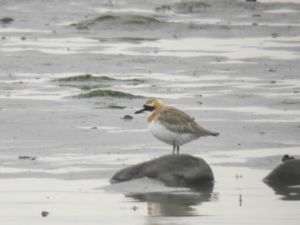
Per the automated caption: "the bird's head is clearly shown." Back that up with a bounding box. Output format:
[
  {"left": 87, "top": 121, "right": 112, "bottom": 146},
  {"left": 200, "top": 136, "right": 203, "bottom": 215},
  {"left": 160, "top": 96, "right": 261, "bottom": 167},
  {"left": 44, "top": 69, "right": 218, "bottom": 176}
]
[{"left": 135, "top": 98, "right": 163, "bottom": 114}]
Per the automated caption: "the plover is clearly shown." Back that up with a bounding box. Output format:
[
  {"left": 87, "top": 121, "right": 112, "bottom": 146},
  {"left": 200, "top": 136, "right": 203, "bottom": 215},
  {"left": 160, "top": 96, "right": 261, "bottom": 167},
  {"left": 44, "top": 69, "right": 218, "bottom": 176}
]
[{"left": 135, "top": 99, "right": 219, "bottom": 154}]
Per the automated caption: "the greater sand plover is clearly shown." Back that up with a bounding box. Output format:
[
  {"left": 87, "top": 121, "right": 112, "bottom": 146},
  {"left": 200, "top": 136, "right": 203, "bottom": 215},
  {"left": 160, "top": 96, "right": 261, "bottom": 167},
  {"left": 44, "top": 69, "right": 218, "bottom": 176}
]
[{"left": 135, "top": 99, "right": 219, "bottom": 154}]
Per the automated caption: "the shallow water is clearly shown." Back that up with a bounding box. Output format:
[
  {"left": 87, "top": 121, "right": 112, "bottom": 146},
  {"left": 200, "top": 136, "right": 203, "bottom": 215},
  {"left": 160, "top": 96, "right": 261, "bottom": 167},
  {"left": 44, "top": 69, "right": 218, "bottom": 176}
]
[
  {"left": 1, "top": 0, "right": 300, "bottom": 224},
  {"left": 0, "top": 166, "right": 299, "bottom": 225}
]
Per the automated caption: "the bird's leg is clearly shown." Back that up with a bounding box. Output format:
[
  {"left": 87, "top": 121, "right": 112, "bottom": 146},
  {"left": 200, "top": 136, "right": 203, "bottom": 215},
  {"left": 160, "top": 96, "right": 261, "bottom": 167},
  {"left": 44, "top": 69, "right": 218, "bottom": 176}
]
[
  {"left": 172, "top": 143, "right": 176, "bottom": 155},
  {"left": 176, "top": 146, "right": 180, "bottom": 155}
]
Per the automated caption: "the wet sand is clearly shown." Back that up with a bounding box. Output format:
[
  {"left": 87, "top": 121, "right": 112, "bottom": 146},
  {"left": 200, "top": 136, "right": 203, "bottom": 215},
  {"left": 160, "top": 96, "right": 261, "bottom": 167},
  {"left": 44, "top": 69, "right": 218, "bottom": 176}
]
[{"left": 1, "top": 0, "right": 300, "bottom": 224}]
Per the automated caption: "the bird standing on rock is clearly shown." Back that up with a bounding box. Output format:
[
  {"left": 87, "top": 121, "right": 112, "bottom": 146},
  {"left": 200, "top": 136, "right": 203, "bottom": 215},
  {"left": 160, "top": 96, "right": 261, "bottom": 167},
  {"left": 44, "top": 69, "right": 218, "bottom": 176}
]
[{"left": 135, "top": 99, "right": 219, "bottom": 154}]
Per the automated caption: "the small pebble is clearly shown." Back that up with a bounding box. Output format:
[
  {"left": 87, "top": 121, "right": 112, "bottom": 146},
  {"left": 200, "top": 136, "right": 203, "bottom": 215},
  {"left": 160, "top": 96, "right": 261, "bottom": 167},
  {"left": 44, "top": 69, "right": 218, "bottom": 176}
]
[
  {"left": 123, "top": 115, "right": 133, "bottom": 120},
  {"left": 41, "top": 211, "right": 49, "bottom": 217},
  {"left": 0, "top": 17, "right": 14, "bottom": 24},
  {"left": 18, "top": 156, "right": 36, "bottom": 160},
  {"left": 269, "top": 68, "right": 276, "bottom": 72}
]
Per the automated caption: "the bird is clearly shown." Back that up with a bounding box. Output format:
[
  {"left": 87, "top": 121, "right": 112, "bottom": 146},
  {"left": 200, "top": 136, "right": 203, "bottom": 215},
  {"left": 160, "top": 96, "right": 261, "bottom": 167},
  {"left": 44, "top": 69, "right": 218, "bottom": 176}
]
[{"left": 135, "top": 98, "right": 219, "bottom": 154}]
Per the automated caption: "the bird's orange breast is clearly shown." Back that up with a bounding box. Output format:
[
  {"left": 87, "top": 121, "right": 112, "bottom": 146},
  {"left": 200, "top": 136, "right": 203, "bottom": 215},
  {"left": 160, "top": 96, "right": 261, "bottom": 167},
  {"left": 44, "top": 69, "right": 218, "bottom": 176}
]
[{"left": 147, "top": 110, "right": 160, "bottom": 124}]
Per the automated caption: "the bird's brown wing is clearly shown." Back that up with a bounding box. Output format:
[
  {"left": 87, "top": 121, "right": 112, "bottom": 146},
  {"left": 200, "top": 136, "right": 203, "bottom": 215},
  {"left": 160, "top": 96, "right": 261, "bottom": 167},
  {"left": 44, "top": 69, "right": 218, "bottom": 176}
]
[{"left": 158, "top": 107, "right": 218, "bottom": 136}]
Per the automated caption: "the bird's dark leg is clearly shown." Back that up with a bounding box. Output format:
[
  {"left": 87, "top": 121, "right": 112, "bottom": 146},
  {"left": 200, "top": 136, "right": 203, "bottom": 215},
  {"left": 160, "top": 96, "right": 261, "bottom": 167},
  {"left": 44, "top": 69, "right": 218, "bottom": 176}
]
[
  {"left": 176, "top": 146, "right": 180, "bottom": 155},
  {"left": 172, "top": 143, "right": 176, "bottom": 155}
]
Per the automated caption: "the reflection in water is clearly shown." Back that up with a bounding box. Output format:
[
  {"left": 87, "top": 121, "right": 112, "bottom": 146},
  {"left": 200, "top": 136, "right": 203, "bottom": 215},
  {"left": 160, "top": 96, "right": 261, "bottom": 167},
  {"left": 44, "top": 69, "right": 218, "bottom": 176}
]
[
  {"left": 127, "top": 185, "right": 214, "bottom": 217},
  {"left": 266, "top": 183, "right": 300, "bottom": 201}
]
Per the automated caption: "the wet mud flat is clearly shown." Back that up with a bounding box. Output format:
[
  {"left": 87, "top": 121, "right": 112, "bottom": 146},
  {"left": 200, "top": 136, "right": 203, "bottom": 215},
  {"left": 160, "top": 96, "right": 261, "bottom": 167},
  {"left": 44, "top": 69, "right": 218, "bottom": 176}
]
[{"left": 1, "top": 0, "right": 300, "bottom": 224}]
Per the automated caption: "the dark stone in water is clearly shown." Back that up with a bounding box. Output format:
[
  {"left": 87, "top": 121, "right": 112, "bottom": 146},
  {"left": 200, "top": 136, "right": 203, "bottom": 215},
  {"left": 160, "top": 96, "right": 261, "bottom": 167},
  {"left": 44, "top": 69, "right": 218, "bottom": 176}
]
[
  {"left": 108, "top": 105, "right": 126, "bottom": 110},
  {"left": 110, "top": 154, "right": 214, "bottom": 189},
  {"left": 281, "top": 154, "right": 295, "bottom": 162},
  {"left": 122, "top": 115, "right": 133, "bottom": 120},
  {"left": 18, "top": 156, "right": 36, "bottom": 160},
  {"left": 264, "top": 157, "right": 300, "bottom": 186},
  {"left": 41, "top": 211, "right": 49, "bottom": 217},
  {"left": 264, "top": 156, "right": 300, "bottom": 200},
  {"left": 0, "top": 17, "right": 14, "bottom": 24}
]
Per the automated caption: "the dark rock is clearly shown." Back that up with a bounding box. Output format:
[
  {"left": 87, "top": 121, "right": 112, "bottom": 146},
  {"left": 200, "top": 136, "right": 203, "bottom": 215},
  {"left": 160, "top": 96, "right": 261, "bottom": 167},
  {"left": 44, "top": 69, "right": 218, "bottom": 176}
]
[
  {"left": 281, "top": 154, "right": 295, "bottom": 162},
  {"left": 264, "top": 156, "right": 300, "bottom": 200},
  {"left": 41, "top": 211, "right": 49, "bottom": 217},
  {"left": 271, "top": 33, "right": 279, "bottom": 38},
  {"left": 18, "top": 156, "right": 36, "bottom": 160},
  {"left": 108, "top": 105, "right": 126, "bottom": 110},
  {"left": 0, "top": 17, "right": 14, "bottom": 24},
  {"left": 122, "top": 115, "right": 133, "bottom": 120},
  {"left": 110, "top": 154, "right": 214, "bottom": 189},
  {"left": 263, "top": 158, "right": 300, "bottom": 186}
]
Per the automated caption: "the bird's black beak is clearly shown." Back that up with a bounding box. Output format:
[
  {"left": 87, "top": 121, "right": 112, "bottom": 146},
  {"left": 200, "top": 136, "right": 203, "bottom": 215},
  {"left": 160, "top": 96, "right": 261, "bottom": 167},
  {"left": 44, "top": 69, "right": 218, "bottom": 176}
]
[
  {"left": 135, "top": 108, "right": 146, "bottom": 114},
  {"left": 135, "top": 105, "right": 155, "bottom": 114}
]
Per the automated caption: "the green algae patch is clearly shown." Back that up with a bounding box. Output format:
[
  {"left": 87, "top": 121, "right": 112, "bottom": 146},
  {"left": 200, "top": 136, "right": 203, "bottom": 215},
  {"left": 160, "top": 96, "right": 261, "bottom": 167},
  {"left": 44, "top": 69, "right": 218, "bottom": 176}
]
[
  {"left": 54, "top": 74, "right": 145, "bottom": 91},
  {"left": 77, "top": 89, "right": 142, "bottom": 99},
  {"left": 53, "top": 74, "right": 116, "bottom": 90},
  {"left": 174, "top": 1, "right": 211, "bottom": 13},
  {"left": 55, "top": 74, "right": 115, "bottom": 82},
  {"left": 70, "top": 14, "right": 162, "bottom": 29},
  {"left": 54, "top": 74, "right": 143, "bottom": 84}
]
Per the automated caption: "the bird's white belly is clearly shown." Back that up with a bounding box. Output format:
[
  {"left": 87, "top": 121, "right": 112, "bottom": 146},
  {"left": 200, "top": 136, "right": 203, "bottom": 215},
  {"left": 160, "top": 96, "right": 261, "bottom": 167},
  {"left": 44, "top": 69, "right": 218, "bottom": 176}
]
[{"left": 148, "top": 121, "right": 198, "bottom": 146}]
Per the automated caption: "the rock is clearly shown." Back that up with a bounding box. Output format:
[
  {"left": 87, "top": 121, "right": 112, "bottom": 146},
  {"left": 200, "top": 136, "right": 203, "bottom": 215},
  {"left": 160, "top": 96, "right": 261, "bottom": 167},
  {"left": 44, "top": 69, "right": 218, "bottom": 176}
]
[
  {"left": 264, "top": 156, "right": 300, "bottom": 200},
  {"left": 0, "top": 17, "right": 14, "bottom": 24},
  {"left": 41, "top": 211, "right": 49, "bottom": 217},
  {"left": 110, "top": 154, "right": 214, "bottom": 189},
  {"left": 18, "top": 156, "right": 36, "bottom": 160},
  {"left": 281, "top": 154, "right": 295, "bottom": 162},
  {"left": 122, "top": 115, "right": 133, "bottom": 120},
  {"left": 263, "top": 158, "right": 300, "bottom": 186},
  {"left": 108, "top": 105, "right": 126, "bottom": 110}
]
